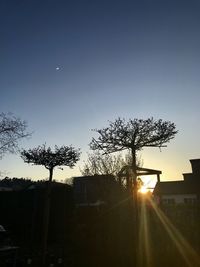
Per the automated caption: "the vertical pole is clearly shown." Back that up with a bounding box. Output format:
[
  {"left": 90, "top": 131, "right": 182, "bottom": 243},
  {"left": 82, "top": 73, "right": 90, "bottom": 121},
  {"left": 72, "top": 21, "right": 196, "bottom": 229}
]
[
  {"left": 131, "top": 148, "right": 138, "bottom": 267},
  {"left": 42, "top": 167, "right": 53, "bottom": 266},
  {"left": 30, "top": 188, "right": 37, "bottom": 260},
  {"left": 157, "top": 174, "right": 160, "bottom": 183},
  {"left": 157, "top": 174, "right": 161, "bottom": 207},
  {"left": 13, "top": 248, "right": 18, "bottom": 267}
]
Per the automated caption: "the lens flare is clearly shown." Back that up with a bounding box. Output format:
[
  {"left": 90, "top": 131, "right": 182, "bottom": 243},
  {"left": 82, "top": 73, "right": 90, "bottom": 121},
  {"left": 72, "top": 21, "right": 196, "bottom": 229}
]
[{"left": 149, "top": 198, "right": 200, "bottom": 267}]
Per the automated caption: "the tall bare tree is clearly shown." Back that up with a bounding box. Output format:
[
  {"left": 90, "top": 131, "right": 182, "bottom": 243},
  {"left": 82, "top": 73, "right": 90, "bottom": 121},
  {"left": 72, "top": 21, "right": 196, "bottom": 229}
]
[
  {"left": 21, "top": 144, "right": 80, "bottom": 265},
  {"left": 90, "top": 117, "right": 177, "bottom": 178},
  {"left": 0, "top": 113, "right": 30, "bottom": 159},
  {"left": 90, "top": 117, "right": 177, "bottom": 266}
]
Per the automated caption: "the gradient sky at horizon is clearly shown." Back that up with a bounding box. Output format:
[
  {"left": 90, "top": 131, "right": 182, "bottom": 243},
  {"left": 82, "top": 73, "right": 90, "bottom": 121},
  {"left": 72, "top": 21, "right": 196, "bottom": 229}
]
[{"left": 1, "top": 0, "right": 200, "bottom": 182}]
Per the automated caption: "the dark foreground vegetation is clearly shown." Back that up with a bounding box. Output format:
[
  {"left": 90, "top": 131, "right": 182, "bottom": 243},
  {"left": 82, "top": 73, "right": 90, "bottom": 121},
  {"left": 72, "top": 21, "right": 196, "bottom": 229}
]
[{"left": 0, "top": 179, "right": 200, "bottom": 267}]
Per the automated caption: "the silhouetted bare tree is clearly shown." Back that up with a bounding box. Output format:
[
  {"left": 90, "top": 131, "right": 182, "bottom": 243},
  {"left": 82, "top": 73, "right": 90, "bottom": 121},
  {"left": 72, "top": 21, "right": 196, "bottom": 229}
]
[
  {"left": 90, "top": 117, "right": 178, "bottom": 266},
  {"left": 21, "top": 144, "right": 81, "bottom": 182},
  {"left": 0, "top": 113, "right": 30, "bottom": 159},
  {"left": 90, "top": 117, "right": 177, "bottom": 177},
  {"left": 81, "top": 150, "right": 142, "bottom": 177},
  {"left": 21, "top": 144, "right": 80, "bottom": 265}
]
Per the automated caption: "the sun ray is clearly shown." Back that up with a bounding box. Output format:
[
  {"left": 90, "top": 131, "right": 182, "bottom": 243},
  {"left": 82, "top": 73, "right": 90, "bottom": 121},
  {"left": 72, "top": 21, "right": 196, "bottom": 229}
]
[
  {"left": 138, "top": 197, "right": 153, "bottom": 267},
  {"left": 149, "top": 198, "right": 200, "bottom": 267}
]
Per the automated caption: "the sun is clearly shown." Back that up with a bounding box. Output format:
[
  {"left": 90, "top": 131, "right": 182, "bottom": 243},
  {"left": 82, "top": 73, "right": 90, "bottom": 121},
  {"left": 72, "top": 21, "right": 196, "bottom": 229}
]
[{"left": 138, "top": 186, "right": 149, "bottom": 194}]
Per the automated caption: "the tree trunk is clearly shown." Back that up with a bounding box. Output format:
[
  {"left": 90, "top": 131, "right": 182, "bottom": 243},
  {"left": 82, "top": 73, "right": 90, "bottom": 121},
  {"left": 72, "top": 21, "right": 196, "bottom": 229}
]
[
  {"left": 131, "top": 148, "right": 138, "bottom": 267},
  {"left": 42, "top": 167, "right": 53, "bottom": 266}
]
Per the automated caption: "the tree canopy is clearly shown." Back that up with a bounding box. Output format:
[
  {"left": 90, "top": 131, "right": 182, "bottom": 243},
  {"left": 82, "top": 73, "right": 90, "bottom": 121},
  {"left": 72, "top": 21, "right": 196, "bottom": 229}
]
[
  {"left": 21, "top": 144, "right": 81, "bottom": 175},
  {"left": 90, "top": 117, "right": 178, "bottom": 155},
  {"left": 0, "top": 113, "right": 30, "bottom": 159}
]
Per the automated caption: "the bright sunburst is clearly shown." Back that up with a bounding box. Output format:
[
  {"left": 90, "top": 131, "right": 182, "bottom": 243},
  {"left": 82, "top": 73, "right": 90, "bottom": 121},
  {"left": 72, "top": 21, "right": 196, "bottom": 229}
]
[{"left": 138, "top": 186, "right": 149, "bottom": 194}]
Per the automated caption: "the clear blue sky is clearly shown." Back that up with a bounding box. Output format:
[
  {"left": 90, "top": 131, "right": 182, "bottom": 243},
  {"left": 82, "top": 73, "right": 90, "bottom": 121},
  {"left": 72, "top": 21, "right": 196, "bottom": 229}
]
[{"left": 1, "top": 0, "right": 200, "bottom": 181}]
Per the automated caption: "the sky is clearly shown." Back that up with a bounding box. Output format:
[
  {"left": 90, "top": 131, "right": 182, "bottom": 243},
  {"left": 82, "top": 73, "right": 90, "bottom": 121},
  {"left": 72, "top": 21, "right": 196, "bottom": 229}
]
[{"left": 1, "top": 0, "right": 200, "bottom": 182}]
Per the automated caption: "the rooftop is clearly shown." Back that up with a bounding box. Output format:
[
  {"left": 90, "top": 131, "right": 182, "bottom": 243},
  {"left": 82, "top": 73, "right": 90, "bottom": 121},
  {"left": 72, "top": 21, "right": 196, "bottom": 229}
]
[{"left": 154, "top": 180, "right": 200, "bottom": 195}]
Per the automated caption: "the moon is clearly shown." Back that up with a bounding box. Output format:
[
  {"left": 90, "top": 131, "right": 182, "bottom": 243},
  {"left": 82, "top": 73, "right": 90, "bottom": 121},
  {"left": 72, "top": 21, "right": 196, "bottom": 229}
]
[{"left": 56, "top": 67, "right": 60, "bottom": 71}]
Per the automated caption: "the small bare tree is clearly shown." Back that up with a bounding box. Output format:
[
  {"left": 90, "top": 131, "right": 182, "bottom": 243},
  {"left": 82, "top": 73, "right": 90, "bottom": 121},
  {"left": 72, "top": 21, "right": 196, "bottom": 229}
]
[
  {"left": 21, "top": 144, "right": 81, "bottom": 182},
  {"left": 81, "top": 150, "right": 142, "bottom": 177},
  {"left": 21, "top": 144, "right": 80, "bottom": 265},
  {"left": 81, "top": 151, "right": 128, "bottom": 176},
  {"left": 0, "top": 113, "right": 30, "bottom": 159}
]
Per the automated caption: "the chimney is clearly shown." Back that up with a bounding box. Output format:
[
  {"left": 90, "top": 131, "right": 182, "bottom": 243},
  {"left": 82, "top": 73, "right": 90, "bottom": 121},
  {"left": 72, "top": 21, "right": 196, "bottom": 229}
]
[{"left": 190, "top": 159, "right": 200, "bottom": 175}]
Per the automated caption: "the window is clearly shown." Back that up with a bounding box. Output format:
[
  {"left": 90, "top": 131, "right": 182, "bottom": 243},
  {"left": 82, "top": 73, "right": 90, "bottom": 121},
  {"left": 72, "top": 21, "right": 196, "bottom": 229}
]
[
  {"left": 162, "top": 198, "right": 175, "bottom": 205},
  {"left": 184, "top": 198, "right": 196, "bottom": 204}
]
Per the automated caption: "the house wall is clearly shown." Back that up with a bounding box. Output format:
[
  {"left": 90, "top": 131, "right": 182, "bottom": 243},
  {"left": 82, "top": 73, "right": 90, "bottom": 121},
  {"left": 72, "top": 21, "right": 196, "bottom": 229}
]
[
  {"left": 162, "top": 194, "right": 197, "bottom": 204},
  {"left": 190, "top": 159, "right": 200, "bottom": 175}
]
